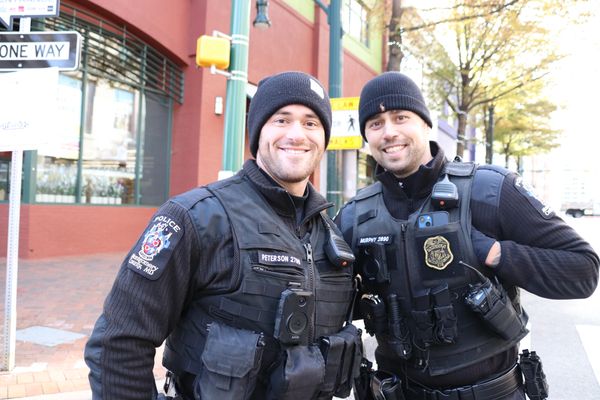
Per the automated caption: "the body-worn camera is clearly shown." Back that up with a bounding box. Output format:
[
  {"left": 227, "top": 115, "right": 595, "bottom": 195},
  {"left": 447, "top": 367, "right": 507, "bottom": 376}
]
[
  {"left": 274, "top": 288, "right": 314, "bottom": 345},
  {"left": 360, "top": 243, "right": 390, "bottom": 284}
]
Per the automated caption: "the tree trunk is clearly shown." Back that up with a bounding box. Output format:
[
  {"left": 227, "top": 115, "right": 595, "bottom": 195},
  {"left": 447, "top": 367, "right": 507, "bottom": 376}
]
[
  {"left": 387, "top": 0, "right": 404, "bottom": 71},
  {"left": 456, "top": 111, "right": 467, "bottom": 158},
  {"left": 485, "top": 105, "right": 494, "bottom": 164}
]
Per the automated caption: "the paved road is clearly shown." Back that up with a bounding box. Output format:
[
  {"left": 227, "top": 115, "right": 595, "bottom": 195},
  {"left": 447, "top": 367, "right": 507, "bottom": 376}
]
[{"left": 525, "top": 214, "right": 600, "bottom": 399}]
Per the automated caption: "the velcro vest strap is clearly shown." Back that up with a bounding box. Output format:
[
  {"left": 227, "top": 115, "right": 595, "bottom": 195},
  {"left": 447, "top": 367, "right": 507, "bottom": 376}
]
[
  {"left": 171, "top": 187, "right": 214, "bottom": 210},
  {"left": 316, "top": 288, "right": 355, "bottom": 303},
  {"left": 316, "top": 310, "right": 348, "bottom": 328},
  {"left": 219, "top": 297, "right": 276, "bottom": 325},
  {"left": 443, "top": 161, "right": 477, "bottom": 177},
  {"left": 242, "top": 279, "right": 285, "bottom": 299},
  {"left": 354, "top": 181, "right": 382, "bottom": 201}
]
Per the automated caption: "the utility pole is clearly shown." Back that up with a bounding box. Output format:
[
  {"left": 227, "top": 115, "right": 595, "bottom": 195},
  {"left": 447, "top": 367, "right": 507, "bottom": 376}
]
[
  {"left": 219, "top": 0, "right": 251, "bottom": 180},
  {"left": 315, "top": 0, "right": 343, "bottom": 213}
]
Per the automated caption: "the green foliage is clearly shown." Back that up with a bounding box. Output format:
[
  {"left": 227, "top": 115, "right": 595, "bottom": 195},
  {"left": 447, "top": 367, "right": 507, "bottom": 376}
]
[
  {"left": 492, "top": 82, "right": 562, "bottom": 166},
  {"left": 397, "top": 0, "right": 586, "bottom": 157}
]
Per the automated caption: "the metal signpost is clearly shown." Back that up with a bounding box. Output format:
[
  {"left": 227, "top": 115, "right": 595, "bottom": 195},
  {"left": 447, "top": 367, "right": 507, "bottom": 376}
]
[{"left": 0, "top": 0, "right": 82, "bottom": 372}]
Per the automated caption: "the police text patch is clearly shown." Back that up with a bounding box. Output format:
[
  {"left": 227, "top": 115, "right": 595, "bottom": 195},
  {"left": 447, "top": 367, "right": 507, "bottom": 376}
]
[
  {"left": 127, "top": 214, "right": 183, "bottom": 280},
  {"left": 514, "top": 177, "right": 554, "bottom": 220}
]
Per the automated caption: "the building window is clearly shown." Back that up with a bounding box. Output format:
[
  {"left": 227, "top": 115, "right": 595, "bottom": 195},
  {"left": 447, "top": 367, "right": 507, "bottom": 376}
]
[
  {"left": 28, "top": 3, "right": 183, "bottom": 206},
  {"left": 342, "top": 0, "right": 370, "bottom": 47},
  {"left": 357, "top": 151, "right": 376, "bottom": 189},
  {"left": 0, "top": 154, "right": 9, "bottom": 201}
]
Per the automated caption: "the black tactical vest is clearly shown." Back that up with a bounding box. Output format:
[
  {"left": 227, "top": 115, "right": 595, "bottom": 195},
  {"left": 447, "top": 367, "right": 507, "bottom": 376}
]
[
  {"left": 351, "top": 162, "right": 528, "bottom": 376},
  {"left": 162, "top": 174, "right": 356, "bottom": 396}
]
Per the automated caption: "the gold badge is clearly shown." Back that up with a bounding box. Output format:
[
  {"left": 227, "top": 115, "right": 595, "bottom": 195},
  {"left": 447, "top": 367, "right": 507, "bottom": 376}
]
[{"left": 423, "top": 236, "right": 453, "bottom": 270}]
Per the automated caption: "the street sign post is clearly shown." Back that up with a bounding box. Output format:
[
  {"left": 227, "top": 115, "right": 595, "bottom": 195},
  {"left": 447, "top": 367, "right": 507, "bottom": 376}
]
[
  {"left": 0, "top": 0, "right": 59, "bottom": 30},
  {"left": 0, "top": 31, "right": 81, "bottom": 71},
  {"left": 1, "top": 7, "right": 78, "bottom": 372}
]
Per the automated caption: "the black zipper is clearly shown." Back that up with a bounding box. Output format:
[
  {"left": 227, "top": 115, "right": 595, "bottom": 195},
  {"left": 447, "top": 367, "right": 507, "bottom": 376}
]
[{"left": 303, "top": 242, "right": 315, "bottom": 344}]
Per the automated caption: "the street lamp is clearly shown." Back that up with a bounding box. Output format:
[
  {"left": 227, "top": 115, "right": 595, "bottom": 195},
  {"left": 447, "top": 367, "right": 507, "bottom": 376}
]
[{"left": 253, "top": 0, "right": 271, "bottom": 29}]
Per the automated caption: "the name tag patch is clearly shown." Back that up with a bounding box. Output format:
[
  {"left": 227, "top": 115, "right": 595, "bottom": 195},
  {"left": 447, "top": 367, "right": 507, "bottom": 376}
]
[
  {"left": 127, "top": 214, "right": 183, "bottom": 280},
  {"left": 358, "top": 235, "right": 393, "bottom": 245},
  {"left": 257, "top": 251, "right": 302, "bottom": 267}
]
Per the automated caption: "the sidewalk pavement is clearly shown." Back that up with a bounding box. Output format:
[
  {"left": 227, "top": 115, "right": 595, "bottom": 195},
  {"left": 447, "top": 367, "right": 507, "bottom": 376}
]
[{"left": 0, "top": 252, "right": 166, "bottom": 399}]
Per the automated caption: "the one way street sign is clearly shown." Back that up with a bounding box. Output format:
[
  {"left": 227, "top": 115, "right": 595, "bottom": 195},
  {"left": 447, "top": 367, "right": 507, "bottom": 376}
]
[{"left": 0, "top": 31, "right": 81, "bottom": 71}]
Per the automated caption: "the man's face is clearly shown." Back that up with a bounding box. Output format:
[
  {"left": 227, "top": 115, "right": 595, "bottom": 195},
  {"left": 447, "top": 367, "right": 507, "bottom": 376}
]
[
  {"left": 364, "top": 110, "right": 431, "bottom": 178},
  {"left": 256, "top": 104, "right": 326, "bottom": 193}
]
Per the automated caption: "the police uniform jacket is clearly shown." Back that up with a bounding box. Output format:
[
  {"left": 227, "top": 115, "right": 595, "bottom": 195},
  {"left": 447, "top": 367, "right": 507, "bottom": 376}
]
[
  {"left": 335, "top": 142, "right": 599, "bottom": 388},
  {"left": 84, "top": 160, "right": 358, "bottom": 400}
]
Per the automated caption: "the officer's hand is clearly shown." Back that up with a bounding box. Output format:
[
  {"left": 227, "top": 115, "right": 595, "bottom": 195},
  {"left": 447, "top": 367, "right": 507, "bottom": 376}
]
[{"left": 471, "top": 227, "right": 501, "bottom": 268}]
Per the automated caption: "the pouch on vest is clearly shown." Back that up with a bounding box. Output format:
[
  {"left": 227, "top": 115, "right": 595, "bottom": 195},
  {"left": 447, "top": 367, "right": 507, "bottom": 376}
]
[
  {"left": 195, "top": 322, "right": 265, "bottom": 400},
  {"left": 411, "top": 291, "right": 435, "bottom": 347},
  {"left": 386, "top": 294, "right": 412, "bottom": 359},
  {"left": 431, "top": 284, "right": 458, "bottom": 344},
  {"left": 318, "top": 323, "right": 363, "bottom": 398},
  {"left": 267, "top": 345, "right": 325, "bottom": 400},
  {"left": 465, "top": 278, "right": 527, "bottom": 340}
]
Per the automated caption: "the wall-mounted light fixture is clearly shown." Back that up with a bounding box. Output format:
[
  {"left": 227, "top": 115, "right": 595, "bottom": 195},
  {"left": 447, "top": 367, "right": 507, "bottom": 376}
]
[{"left": 253, "top": 0, "right": 271, "bottom": 29}]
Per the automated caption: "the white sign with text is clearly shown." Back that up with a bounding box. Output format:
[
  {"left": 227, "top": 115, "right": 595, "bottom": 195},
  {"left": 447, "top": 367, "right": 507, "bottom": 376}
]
[
  {"left": 0, "top": 68, "right": 58, "bottom": 151},
  {"left": 0, "top": 0, "right": 59, "bottom": 30}
]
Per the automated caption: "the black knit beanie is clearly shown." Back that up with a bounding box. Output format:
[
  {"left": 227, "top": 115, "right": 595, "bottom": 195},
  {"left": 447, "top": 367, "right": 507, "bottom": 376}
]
[
  {"left": 358, "top": 72, "right": 432, "bottom": 141},
  {"left": 247, "top": 71, "right": 332, "bottom": 157}
]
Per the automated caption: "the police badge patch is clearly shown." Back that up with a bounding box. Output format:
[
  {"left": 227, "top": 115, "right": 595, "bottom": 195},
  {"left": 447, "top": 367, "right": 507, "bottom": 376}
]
[
  {"left": 127, "top": 214, "right": 183, "bottom": 280},
  {"left": 423, "top": 235, "right": 454, "bottom": 270}
]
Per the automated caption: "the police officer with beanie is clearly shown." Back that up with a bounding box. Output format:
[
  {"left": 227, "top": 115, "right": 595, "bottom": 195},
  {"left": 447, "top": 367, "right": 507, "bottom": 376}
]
[
  {"left": 85, "top": 71, "right": 362, "bottom": 400},
  {"left": 335, "top": 72, "right": 599, "bottom": 400}
]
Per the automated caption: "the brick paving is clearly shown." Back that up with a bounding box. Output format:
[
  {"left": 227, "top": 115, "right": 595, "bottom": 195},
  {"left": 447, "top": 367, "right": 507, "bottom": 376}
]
[{"left": 0, "top": 253, "right": 166, "bottom": 399}]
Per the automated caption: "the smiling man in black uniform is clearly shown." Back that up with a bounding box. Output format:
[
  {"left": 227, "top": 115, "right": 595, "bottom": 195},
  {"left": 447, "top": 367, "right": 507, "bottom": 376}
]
[
  {"left": 335, "top": 72, "right": 599, "bottom": 400},
  {"left": 84, "top": 71, "right": 362, "bottom": 400}
]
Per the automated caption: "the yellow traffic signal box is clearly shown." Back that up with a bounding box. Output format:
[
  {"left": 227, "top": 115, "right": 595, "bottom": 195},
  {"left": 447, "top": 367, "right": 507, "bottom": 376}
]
[{"left": 196, "top": 35, "right": 230, "bottom": 69}]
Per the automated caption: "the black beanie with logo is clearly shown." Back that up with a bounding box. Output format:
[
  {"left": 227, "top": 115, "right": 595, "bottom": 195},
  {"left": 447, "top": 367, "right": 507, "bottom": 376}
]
[
  {"left": 358, "top": 72, "right": 432, "bottom": 140},
  {"left": 247, "top": 71, "right": 332, "bottom": 157}
]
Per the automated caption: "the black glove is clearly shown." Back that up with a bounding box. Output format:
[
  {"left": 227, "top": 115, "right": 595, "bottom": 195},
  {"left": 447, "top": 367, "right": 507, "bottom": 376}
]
[{"left": 471, "top": 227, "right": 497, "bottom": 267}]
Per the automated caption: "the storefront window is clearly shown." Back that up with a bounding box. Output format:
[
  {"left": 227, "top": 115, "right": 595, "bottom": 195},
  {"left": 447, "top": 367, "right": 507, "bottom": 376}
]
[
  {"left": 0, "top": 154, "right": 9, "bottom": 201},
  {"left": 28, "top": 3, "right": 182, "bottom": 207},
  {"left": 36, "top": 74, "right": 81, "bottom": 203},
  {"left": 81, "top": 79, "right": 137, "bottom": 205},
  {"left": 35, "top": 73, "right": 171, "bottom": 205}
]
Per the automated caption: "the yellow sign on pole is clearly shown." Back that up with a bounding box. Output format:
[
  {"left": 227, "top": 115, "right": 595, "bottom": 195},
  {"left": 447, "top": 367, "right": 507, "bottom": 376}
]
[{"left": 328, "top": 96, "right": 362, "bottom": 150}]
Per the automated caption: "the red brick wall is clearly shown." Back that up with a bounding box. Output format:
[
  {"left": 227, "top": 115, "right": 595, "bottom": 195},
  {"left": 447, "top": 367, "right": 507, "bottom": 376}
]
[{"left": 0, "top": 204, "right": 154, "bottom": 259}]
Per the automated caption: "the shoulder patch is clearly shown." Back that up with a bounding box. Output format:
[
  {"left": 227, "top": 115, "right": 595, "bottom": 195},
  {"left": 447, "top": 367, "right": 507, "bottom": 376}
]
[
  {"left": 127, "top": 214, "right": 184, "bottom": 280},
  {"left": 514, "top": 177, "right": 554, "bottom": 219}
]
